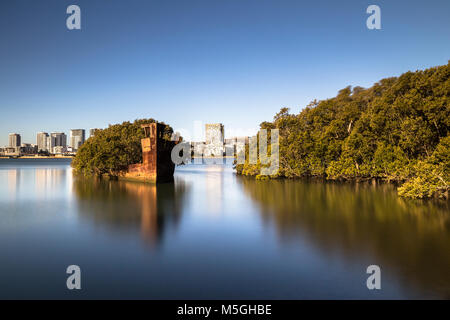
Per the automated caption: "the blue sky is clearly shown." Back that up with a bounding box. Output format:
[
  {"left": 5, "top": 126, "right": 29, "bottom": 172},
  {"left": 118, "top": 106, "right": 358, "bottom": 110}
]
[{"left": 0, "top": 0, "right": 449, "bottom": 145}]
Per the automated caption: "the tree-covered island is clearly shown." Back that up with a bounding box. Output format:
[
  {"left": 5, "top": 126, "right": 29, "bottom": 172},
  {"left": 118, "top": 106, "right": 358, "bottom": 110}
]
[
  {"left": 72, "top": 119, "right": 174, "bottom": 178},
  {"left": 236, "top": 62, "right": 449, "bottom": 199}
]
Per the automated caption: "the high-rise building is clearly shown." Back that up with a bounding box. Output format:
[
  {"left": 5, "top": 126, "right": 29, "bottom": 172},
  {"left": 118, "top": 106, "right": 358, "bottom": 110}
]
[
  {"left": 36, "top": 132, "right": 49, "bottom": 151},
  {"left": 204, "top": 124, "right": 225, "bottom": 156},
  {"left": 70, "top": 129, "right": 85, "bottom": 151},
  {"left": 49, "top": 132, "right": 67, "bottom": 153},
  {"left": 205, "top": 123, "right": 224, "bottom": 145},
  {"left": 89, "top": 128, "right": 100, "bottom": 137},
  {"left": 8, "top": 133, "right": 21, "bottom": 148}
]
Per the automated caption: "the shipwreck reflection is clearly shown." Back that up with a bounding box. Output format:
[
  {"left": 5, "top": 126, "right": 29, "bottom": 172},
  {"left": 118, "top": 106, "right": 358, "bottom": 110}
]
[
  {"left": 73, "top": 176, "right": 188, "bottom": 247},
  {"left": 239, "top": 177, "right": 450, "bottom": 299}
]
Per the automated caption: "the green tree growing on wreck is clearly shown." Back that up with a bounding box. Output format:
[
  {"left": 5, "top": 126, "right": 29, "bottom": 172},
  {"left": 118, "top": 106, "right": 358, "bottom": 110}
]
[
  {"left": 237, "top": 62, "right": 450, "bottom": 199},
  {"left": 72, "top": 119, "right": 174, "bottom": 176}
]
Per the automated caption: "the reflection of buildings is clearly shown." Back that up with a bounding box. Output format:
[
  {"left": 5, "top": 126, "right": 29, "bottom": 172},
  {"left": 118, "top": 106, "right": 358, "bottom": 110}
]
[
  {"left": 3, "top": 168, "right": 66, "bottom": 201},
  {"left": 7, "top": 169, "right": 20, "bottom": 198},
  {"left": 73, "top": 177, "right": 188, "bottom": 247},
  {"left": 34, "top": 168, "right": 68, "bottom": 199}
]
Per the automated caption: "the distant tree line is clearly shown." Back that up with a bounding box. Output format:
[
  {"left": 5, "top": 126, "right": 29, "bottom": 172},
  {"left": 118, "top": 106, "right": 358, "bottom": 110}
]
[
  {"left": 72, "top": 119, "right": 173, "bottom": 177},
  {"left": 236, "top": 62, "right": 449, "bottom": 199}
]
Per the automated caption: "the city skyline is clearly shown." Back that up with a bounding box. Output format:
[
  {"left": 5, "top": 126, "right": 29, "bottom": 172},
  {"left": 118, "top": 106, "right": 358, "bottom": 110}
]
[
  {"left": 2, "top": 129, "right": 97, "bottom": 148},
  {"left": 1, "top": 0, "right": 450, "bottom": 146},
  {"left": 1, "top": 120, "right": 257, "bottom": 158},
  {"left": 1, "top": 122, "right": 247, "bottom": 149}
]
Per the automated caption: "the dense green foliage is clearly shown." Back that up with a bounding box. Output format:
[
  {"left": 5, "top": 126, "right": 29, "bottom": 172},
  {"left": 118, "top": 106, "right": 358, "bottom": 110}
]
[
  {"left": 72, "top": 119, "right": 173, "bottom": 176},
  {"left": 236, "top": 63, "right": 450, "bottom": 199}
]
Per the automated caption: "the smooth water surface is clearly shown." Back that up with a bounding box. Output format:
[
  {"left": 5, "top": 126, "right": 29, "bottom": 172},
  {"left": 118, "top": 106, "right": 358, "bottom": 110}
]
[{"left": 0, "top": 158, "right": 449, "bottom": 299}]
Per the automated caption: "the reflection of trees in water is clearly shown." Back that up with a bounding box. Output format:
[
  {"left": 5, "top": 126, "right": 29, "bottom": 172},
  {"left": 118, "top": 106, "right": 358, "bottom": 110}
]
[
  {"left": 239, "top": 177, "right": 450, "bottom": 298},
  {"left": 73, "top": 176, "right": 188, "bottom": 247}
]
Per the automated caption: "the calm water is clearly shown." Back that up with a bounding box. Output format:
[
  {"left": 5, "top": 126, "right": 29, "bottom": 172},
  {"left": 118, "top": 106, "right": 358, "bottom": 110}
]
[{"left": 0, "top": 158, "right": 449, "bottom": 299}]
